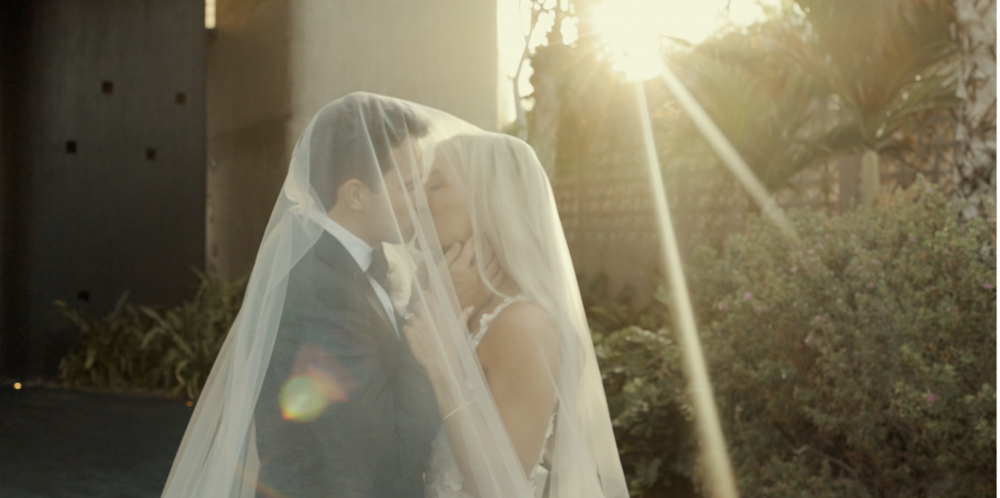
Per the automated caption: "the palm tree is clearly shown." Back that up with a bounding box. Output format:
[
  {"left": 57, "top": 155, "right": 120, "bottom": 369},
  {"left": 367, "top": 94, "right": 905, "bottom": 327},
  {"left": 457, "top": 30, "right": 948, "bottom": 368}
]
[
  {"left": 777, "top": 0, "right": 959, "bottom": 202},
  {"left": 950, "top": 0, "right": 996, "bottom": 220},
  {"left": 655, "top": 0, "right": 960, "bottom": 208},
  {"left": 654, "top": 20, "right": 835, "bottom": 194}
]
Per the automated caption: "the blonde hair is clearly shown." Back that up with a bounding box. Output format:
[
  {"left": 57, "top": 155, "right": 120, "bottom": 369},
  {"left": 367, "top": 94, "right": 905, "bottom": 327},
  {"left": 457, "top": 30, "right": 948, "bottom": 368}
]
[{"left": 437, "top": 133, "right": 567, "bottom": 323}]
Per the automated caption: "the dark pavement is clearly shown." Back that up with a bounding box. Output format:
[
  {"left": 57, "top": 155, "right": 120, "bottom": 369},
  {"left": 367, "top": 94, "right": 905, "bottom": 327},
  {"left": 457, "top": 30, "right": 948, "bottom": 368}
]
[{"left": 0, "top": 383, "right": 193, "bottom": 497}]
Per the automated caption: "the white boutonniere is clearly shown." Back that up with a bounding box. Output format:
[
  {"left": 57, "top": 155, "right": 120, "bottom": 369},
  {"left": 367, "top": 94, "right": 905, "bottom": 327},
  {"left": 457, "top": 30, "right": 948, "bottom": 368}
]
[{"left": 382, "top": 243, "right": 415, "bottom": 313}]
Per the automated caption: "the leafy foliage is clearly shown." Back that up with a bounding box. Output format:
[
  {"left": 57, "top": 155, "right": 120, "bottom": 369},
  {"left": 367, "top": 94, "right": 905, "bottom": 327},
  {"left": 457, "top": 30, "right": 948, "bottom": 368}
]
[
  {"left": 592, "top": 179, "right": 996, "bottom": 497},
  {"left": 692, "top": 178, "right": 995, "bottom": 496},
  {"left": 57, "top": 270, "right": 247, "bottom": 399},
  {"left": 655, "top": 21, "right": 834, "bottom": 192},
  {"left": 584, "top": 277, "right": 696, "bottom": 497},
  {"left": 655, "top": 0, "right": 959, "bottom": 194}
]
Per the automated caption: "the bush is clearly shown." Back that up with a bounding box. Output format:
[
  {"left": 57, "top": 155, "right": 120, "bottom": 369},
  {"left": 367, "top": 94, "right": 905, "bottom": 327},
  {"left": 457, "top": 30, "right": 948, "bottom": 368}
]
[
  {"left": 593, "top": 179, "right": 996, "bottom": 497},
  {"left": 57, "top": 270, "right": 246, "bottom": 399},
  {"left": 582, "top": 277, "right": 695, "bottom": 497}
]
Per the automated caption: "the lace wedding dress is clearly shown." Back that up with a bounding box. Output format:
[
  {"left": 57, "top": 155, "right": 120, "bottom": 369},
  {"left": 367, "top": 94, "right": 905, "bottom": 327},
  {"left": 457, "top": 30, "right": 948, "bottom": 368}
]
[{"left": 426, "top": 295, "right": 557, "bottom": 498}]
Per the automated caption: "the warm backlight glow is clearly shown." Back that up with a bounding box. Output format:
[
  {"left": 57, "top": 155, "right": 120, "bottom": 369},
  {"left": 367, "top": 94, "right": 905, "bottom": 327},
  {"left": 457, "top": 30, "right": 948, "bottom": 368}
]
[
  {"left": 13, "top": 382, "right": 21, "bottom": 390},
  {"left": 497, "top": 0, "right": 778, "bottom": 122},
  {"left": 592, "top": 0, "right": 663, "bottom": 81},
  {"left": 205, "top": 0, "right": 216, "bottom": 30}
]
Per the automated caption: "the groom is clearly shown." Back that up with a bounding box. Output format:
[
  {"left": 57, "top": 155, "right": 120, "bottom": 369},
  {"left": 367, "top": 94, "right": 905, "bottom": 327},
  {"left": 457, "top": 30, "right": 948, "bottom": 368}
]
[{"left": 253, "top": 93, "right": 440, "bottom": 498}]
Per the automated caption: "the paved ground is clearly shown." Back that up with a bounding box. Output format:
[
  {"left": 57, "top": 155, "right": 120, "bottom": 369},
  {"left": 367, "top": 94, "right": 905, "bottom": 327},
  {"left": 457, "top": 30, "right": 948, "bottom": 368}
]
[{"left": 0, "top": 382, "right": 193, "bottom": 497}]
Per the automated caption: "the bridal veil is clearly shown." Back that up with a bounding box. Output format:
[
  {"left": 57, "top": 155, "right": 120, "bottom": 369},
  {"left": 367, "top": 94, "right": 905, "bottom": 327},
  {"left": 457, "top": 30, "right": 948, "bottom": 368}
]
[{"left": 161, "top": 92, "right": 628, "bottom": 498}]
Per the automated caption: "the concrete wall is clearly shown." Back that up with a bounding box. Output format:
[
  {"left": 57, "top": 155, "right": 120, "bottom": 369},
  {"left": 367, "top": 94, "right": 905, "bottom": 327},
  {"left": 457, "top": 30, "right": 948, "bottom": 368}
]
[
  {"left": 208, "top": 0, "right": 500, "bottom": 279},
  {"left": 287, "top": 0, "right": 499, "bottom": 137},
  {"left": 205, "top": 0, "right": 292, "bottom": 279},
  {"left": 0, "top": 0, "right": 206, "bottom": 377}
]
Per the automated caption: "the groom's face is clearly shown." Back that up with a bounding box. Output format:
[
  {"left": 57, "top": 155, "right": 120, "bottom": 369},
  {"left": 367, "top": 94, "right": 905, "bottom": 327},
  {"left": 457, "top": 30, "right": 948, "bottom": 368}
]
[{"left": 375, "top": 139, "right": 420, "bottom": 243}]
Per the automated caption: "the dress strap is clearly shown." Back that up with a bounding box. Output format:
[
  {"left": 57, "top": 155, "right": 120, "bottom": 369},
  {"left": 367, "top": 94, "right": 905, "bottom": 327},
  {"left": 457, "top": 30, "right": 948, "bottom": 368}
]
[{"left": 470, "top": 295, "right": 525, "bottom": 348}]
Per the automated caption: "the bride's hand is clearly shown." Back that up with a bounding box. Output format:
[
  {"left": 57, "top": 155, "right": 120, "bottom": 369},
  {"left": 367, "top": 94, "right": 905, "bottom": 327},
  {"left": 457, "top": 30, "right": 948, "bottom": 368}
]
[
  {"left": 401, "top": 294, "right": 473, "bottom": 380},
  {"left": 446, "top": 238, "right": 505, "bottom": 312}
]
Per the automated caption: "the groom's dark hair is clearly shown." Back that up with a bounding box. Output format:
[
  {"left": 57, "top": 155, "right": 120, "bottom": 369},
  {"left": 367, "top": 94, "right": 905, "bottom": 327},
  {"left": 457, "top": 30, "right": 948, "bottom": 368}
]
[{"left": 310, "top": 92, "right": 429, "bottom": 209}]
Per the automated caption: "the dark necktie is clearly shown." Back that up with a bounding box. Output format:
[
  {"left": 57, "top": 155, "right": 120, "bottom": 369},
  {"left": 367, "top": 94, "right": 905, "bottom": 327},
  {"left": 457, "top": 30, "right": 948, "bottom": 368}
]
[{"left": 368, "top": 247, "right": 391, "bottom": 292}]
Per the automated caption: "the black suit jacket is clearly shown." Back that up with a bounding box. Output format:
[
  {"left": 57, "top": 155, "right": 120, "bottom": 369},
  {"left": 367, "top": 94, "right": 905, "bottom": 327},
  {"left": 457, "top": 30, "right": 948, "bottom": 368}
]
[{"left": 254, "top": 232, "right": 440, "bottom": 498}]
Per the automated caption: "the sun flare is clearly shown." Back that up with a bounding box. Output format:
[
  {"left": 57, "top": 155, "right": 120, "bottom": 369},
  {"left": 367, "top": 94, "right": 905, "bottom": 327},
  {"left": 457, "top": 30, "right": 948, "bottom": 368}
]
[{"left": 591, "top": 0, "right": 663, "bottom": 81}]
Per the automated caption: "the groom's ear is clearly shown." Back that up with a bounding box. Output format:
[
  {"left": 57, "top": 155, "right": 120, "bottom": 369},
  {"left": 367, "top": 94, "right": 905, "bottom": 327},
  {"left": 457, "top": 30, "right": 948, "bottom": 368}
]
[{"left": 337, "top": 179, "right": 368, "bottom": 211}]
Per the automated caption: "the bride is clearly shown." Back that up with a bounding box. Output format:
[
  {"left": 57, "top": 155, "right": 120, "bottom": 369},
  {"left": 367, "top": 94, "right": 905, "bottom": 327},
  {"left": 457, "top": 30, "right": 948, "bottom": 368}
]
[
  {"left": 403, "top": 133, "right": 628, "bottom": 498},
  {"left": 160, "top": 93, "right": 625, "bottom": 498}
]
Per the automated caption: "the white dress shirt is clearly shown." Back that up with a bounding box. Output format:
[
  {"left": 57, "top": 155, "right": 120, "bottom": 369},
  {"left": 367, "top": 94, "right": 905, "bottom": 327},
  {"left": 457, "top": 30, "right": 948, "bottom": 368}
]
[{"left": 319, "top": 217, "right": 400, "bottom": 336}]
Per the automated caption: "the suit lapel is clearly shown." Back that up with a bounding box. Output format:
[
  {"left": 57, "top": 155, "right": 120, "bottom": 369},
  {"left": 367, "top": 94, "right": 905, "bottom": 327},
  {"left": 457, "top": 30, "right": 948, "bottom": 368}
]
[
  {"left": 359, "top": 279, "right": 396, "bottom": 337},
  {"left": 313, "top": 232, "right": 397, "bottom": 340}
]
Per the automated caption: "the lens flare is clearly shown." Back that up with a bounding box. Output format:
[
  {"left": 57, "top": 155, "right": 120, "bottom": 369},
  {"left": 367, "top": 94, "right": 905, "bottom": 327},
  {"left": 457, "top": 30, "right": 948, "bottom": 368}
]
[
  {"left": 278, "top": 345, "right": 355, "bottom": 422},
  {"left": 279, "top": 375, "right": 328, "bottom": 422}
]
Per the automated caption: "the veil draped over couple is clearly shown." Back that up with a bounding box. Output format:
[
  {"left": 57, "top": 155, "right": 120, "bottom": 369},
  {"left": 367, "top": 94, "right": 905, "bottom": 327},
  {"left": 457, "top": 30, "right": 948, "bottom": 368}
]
[{"left": 162, "top": 93, "right": 629, "bottom": 498}]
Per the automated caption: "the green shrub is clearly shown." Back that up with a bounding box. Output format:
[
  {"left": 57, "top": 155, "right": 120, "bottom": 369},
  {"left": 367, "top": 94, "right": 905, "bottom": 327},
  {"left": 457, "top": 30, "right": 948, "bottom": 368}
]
[
  {"left": 582, "top": 276, "right": 696, "bottom": 497},
  {"left": 57, "top": 270, "right": 246, "bottom": 399},
  {"left": 595, "top": 179, "right": 996, "bottom": 497}
]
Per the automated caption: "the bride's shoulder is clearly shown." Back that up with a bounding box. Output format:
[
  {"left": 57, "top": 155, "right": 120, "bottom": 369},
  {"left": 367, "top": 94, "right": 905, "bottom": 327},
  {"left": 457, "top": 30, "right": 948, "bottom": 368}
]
[
  {"left": 478, "top": 300, "right": 559, "bottom": 364},
  {"left": 491, "top": 300, "right": 549, "bottom": 329}
]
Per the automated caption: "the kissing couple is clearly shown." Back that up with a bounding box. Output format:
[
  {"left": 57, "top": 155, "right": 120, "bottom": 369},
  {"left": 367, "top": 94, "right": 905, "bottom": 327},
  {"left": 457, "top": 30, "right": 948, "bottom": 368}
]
[{"left": 162, "top": 93, "right": 628, "bottom": 498}]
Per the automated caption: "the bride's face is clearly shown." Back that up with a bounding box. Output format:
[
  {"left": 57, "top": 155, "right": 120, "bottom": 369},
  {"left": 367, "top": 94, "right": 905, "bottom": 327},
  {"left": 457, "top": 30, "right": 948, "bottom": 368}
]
[{"left": 424, "top": 155, "right": 472, "bottom": 250}]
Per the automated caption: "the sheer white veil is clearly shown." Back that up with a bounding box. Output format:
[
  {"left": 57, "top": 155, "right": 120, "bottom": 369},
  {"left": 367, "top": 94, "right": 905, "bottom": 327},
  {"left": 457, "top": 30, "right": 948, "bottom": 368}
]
[
  {"left": 161, "top": 92, "right": 627, "bottom": 498},
  {"left": 428, "top": 133, "right": 629, "bottom": 498}
]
